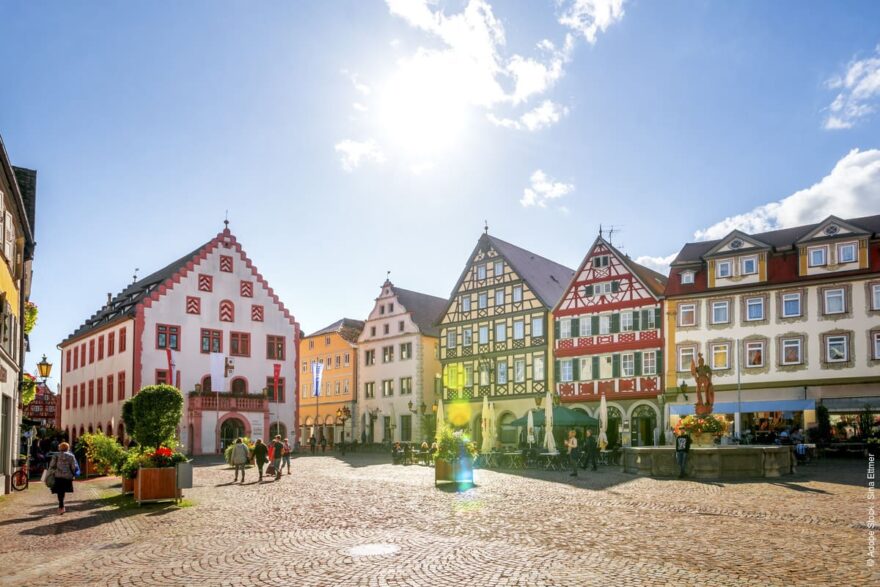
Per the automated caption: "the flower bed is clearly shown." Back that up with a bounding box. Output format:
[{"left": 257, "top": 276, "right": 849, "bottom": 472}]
[{"left": 674, "top": 414, "right": 728, "bottom": 437}]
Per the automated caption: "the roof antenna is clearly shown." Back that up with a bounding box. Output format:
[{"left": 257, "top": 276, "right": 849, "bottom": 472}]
[
  {"left": 599, "top": 224, "right": 603, "bottom": 238},
  {"left": 484, "top": 219, "right": 489, "bottom": 234},
  {"left": 223, "top": 210, "right": 229, "bottom": 230},
  {"left": 386, "top": 270, "right": 391, "bottom": 282},
  {"left": 132, "top": 268, "right": 139, "bottom": 284}
]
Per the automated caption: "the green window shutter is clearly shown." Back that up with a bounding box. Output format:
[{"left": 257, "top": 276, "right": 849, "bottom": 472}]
[
  {"left": 592, "top": 356, "right": 600, "bottom": 379},
  {"left": 634, "top": 352, "right": 642, "bottom": 376},
  {"left": 611, "top": 313, "right": 620, "bottom": 333},
  {"left": 554, "top": 360, "right": 560, "bottom": 382},
  {"left": 554, "top": 320, "right": 560, "bottom": 339},
  {"left": 611, "top": 280, "right": 620, "bottom": 293},
  {"left": 641, "top": 309, "right": 650, "bottom": 329},
  {"left": 570, "top": 318, "right": 579, "bottom": 337},
  {"left": 612, "top": 354, "right": 621, "bottom": 378},
  {"left": 591, "top": 316, "right": 599, "bottom": 334},
  {"left": 654, "top": 307, "right": 662, "bottom": 329},
  {"left": 632, "top": 310, "right": 640, "bottom": 331},
  {"left": 656, "top": 350, "right": 663, "bottom": 377},
  {"left": 572, "top": 359, "right": 580, "bottom": 381},
  {"left": 583, "top": 284, "right": 593, "bottom": 297}
]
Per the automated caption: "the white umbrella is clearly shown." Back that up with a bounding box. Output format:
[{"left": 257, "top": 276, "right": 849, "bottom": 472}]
[
  {"left": 488, "top": 401, "right": 497, "bottom": 450},
  {"left": 527, "top": 409, "right": 535, "bottom": 446},
  {"left": 598, "top": 394, "right": 608, "bottom": 450},
  {"left": 435, "top": 396, "right": 445, "bottom": 440},
  {"left": 480, "top": 394, "right": 491, "bottom": 453},
  {"left": 544, "top": 389, "right": 557, "bottom": 453}
]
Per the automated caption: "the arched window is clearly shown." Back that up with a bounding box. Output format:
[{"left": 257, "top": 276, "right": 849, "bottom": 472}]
[
  {"left": 97, "top": 423, "right": 103, "bottom": 434},
  {"left": 231, "top": 377, "right": 247, "bottom": 395},
  {"left": 219, "top": 299, "right": 235, "bottom": 322},
  {"left": 88, "top": 424, "right": 94, "bottom": 434},
  {"left": 201, "top": 375, "right": 212, "bottom": 393}
]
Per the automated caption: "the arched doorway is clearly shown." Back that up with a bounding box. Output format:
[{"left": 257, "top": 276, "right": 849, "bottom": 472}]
[
  {"left": 607, "top": 406, "right": 622, "bottom": 448},
  {"left": 631, "top": 404, "right": 658, "bottom": 447},
  {"left": 498, "top": 412, "right": 517, "bottom": 445},
  {"left": 220, "top": 417, "right": 246, "bottom": 450},
  {"left": 269, "top": 422, "right": 287, "bottom": 440}
]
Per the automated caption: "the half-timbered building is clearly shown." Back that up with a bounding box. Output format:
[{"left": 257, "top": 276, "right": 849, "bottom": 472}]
[
  {"left": 438, "top": 231, "right": 574, "bottom": 446},
  {"left": 553, "top": 236, "right": 667, "bottom": 447}
]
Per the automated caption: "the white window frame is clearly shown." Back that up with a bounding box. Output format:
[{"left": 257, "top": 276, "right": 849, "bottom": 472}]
[
  {"left": 711, "top": 343, "right": 730, "bottom": 370},
  {"left": 477, "top": 264, "right": 486, "bottom": 279},
  {"left": 781, "top": 338, "right": 803, "bottom": 365},
  {"left": 579, "top": 318, "right": 592, "bottom": 337},
  {"left": 579, "top": 357, "right": 592, "bottom": 380},
  {"left": 711, "top": 301, "right": 729, "bottom": 324},
  {"left": 599, "top": 315, "right": 611, "bottom": 335},
  {"left": 825, "top": 335, "right": 848, "bottom": 363},
  {"left": 464, "top": 365, "right": 473, "bottom": 387},
  {"left": 446, "top": 331, "right": 456, "bottom": 349},
  {"left": 478, "top": 326, "right": 489, "bottom": 344},
  {"left": 679, "top": 304, "right": 696, "bottom": 327},
  {"left": 478, "top": 292, "right": 488, "bottom": 309},
  {"left": 560, "top": 319, "right": 572, "bottom": 339},
  {"left": 461, "top": 296, "right": 471, "bottom": 312},
  {"left": 593, "top": 256, "right": 609, "bottom": 268},
  {"left": 479, "top": 365, "right": 490, "bottom": 386},
  {"left": 745, "top": 297, "right": 765, "bottom": 321},
  {"left": 495, "top": 322, "right": 507, "bottom": 342},
  {"left": 534, "top": 355, "right": 545, "bottom": 380},
  {"left": 823, "top": 288, "right": 845, "bottom": 315},
  {"left": 532, "top": 316, "right": 544, "bottom": 338},
  {"left": 716, "top": 259, "right": 733, "bottom": 278},
  {"left": 462, "top": 328, "right": 472, "bottom": 346},
  {"left": 837, "top": 242, "right": 856, "bottom": 264},
  {"left": 642, "top": 351, "right": 656, "bottom": 375},
  {"left": 781, "top": 293, "right": 801, "bottom": 318},
  {"left": 512, "top": 285, "right": 523, "bottom": 303},
  {"left": 496, "top": 362, "right": 508, "bottom": 384},
  {"left": 494, "top": 260, "right": 504, "bottom": 276},
  {"left": 873, "top": 284, "right": 880, "bottom": 311},
  {"left": 745, "top": 341, "right": 764, "bottom": 368},
  {"left": 873, "top": 332, "right": 880, "bottom": 360},
  {"left": 560, "top": 359, "right": 573, "bottom": 382},
  {"left": 808, "top": 246, "right": 827, "bottom": 267},
  {"left": 741, "top": 256, "right": 757, "bottom": 275},
  {"left": 621, "top": 312, "right": 634, "bottom": 332},
  {"left": 621, "top": 353, "right": 635, "bottom": 377},
  {"left": 495, "top": 289, "right": 504, "bottom": 306},
  {"left": 680, "top": 271, "right": 694, "bottom": 285},
  {"left": 513, "top": 320, "right": 525, "bottom": 340},
  {"left": 678, "top": 347, "right": 696, "bottom": 372},
  {"left": 514, "top": 359, "right": 525, "bottom": 383}
]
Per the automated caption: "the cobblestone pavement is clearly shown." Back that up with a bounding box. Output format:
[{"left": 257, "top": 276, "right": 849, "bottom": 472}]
[{"left": 0, "top": 454, "right": 876, "bottom": 586}]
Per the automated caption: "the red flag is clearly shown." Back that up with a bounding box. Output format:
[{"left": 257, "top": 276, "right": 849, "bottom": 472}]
[
  {"left": 166, "top": 348, "right": 174, "bottom": 384},
  {"left": 273, "top": 363, "right": 281, "bottom": 401}
]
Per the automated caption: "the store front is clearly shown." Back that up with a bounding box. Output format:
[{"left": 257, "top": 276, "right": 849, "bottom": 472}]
[{"left": 669, "top": 399, "right": 815, "bottom": 443}]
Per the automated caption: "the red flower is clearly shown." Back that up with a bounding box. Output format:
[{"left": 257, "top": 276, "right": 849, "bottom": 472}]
[{"left": 155, "top": 447, "right": 173, "bottom": 458}]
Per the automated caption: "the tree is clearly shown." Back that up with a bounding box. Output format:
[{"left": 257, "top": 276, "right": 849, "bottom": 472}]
[
  {"left": 127, "top": 385, "right": 183, "bottom": 449},
  {"left": 121, "top": 400, "right": 135, "bottom": 440}
]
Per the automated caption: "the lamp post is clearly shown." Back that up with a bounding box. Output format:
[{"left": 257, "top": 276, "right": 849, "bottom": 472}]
[
  {"left": 368, "top": 407, "right": 379, "bottom": 445},
  {"left": 36, "top": 354, "right": 52, "bottom": 383},
  {"left": 408, "top": 400, "right": 428, "bottom": 441},
  {"left": 336, "top": 406, "right": 351, "bottom": 444}
]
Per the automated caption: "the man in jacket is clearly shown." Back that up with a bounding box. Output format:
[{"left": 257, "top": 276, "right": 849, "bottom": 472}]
[
  {"left": 675, "top": 430, "right": 692, "bottom": 478},
  {"left": 252, "top": 439, "right": 269, "bottom": 481},
  {"left": 584, "top": 429, "right": 598, "bottom": 471},
  {"left": 271, "top": 435, "right": 285, "bottom": 480},
  {"left": 230, "top": 438, "right": 250, "bottom": 484}
]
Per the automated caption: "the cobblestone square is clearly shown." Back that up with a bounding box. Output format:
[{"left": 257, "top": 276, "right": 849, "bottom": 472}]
[{"left": 0, "top": 454, "right": 876, "bottom": 586}]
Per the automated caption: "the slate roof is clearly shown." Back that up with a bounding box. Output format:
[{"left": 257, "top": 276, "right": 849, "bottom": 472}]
[
  {"left": 598, "top": 237, "right": 669, "bottom": 297},
  {"left": 672, "top": 214, "right": 880, "bottom": 266},
  {"left": 393, "top": 286, "right": 448, "bottom": 337},
  {"left": 486, "top": 234, "right": 575, "bottom": 308},
  {"left": 306, "top": 318, "right": 365, "bottom": 344},
  {"left": 12, "top": 166, "right": 36, "bottom": 257},
  {"left": 61, "top": 240, "right": 209, "bottom": 346}
]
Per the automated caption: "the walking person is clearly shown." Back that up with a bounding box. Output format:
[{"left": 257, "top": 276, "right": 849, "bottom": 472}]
[
  {"left": 675, "top": 429, "right": 692, "bottom": 478},
  {"left": 281, "top": 438, "right": 292, "bottom": 475},
  {"left": 47, "top": 442, "right": 78, "bottom": 515},
  {"left": 320, "top": 436, "right": 327, "bottom": 453},
  {"left": 565, "top": 429, "right": 579, "bottom": 477},
  {"left": 271, "top": 435, "right": 284, "bottom": 480},
  {"left": 309, "top": 435, "right": 317, "bottom": 455},
  {"left": 230, "top": 438, "right": 250, "bottom": 483},
  {"left": 584, "top": 429, "right": 598, "bottom": 471},
  {"left": 252, "top": 439, "right": 269, "bottom": 481}
]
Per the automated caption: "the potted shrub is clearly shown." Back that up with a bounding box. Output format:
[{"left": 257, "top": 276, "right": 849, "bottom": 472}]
[
  {"left": 78, "top": 432, "right": 126, "bottom": 478},
  {"left": 117, "top": 449, "right": 141, "bottom": 494},
  {"left": 133, "top": 447, "right": 187, "bottom": 503},
  {"left": 434, "top": 425, "right": 477, "bottom": 486},
  {"left": 674, "top": 414, "right": 728, "bottom": 446}
]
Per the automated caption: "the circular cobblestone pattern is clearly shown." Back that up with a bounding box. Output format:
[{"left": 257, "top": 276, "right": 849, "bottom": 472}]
[{"left": 0, "top": 454, "right": 876, "bottom": 586}]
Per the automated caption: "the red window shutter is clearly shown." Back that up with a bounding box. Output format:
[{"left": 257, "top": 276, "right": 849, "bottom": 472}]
[
  {"left": 107, "top": 375, "right": 114, "bottom": 403},
  {"left": 198, "top": 274, "right": 213, "bottom": 292},
  {"left": 97, "top": 378, "right": 103, "bottom": 404},
  {"left": 108, "top": 332, "right": 115, "bottom": 356},
  {"left": 98, "top": 336, "right": 104, "bottom": 360},
  {"left": 89, "top": 380, "right": 94, "bottom": 405},
  {"left": 220, "top": 255, "right": 233, "bottom": 272},
  {"left": 89, "top": 340, "right": 95, "bottom": 363},
  {"left": 251, "top": 305, "right": 264, "bottom": 322},
  {"left": 65, "top": 388, "right": 70, "bottom": 410},
  {"left": 240, "top": 280, "right": 253, "bottom": 297},
  {"left": 66, "top": 350, "right": 71, "bottom": 372},
  {"left": 186, "top": 296, "right": 201, "bottom": 314},
  {"left": 119, "top": 329, "right": 127, "bottom": 352},
  {"left": 80, "top": 383, "right": 85, "bottom": 407},
  {"left": 220, "top": 300, "right": 234, "bottom": 322},
  {"left": 118, "top": 372, "right": 126, "bottom": 401}
]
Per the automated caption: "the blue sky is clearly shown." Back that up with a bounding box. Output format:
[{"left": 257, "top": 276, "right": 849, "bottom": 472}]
[{"left": 2, "top": 1, "right": 880, "bottom": 385}]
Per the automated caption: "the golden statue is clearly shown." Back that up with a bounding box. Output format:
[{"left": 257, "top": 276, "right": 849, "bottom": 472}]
[{"left": 690, "top": 353, "right": 714, "bottom": 415}]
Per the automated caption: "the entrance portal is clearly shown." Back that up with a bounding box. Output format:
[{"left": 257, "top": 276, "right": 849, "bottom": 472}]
[{"left": 220, "top": 417, "right": 246, "bottom": 451}]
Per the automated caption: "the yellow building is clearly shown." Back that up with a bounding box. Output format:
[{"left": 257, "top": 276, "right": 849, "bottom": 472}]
[
  {"left": 0, "top": 135, "right": 36, "bottom": 494},
  {"left": 298, "top": 318, "right": 363, "bottom": 447}
]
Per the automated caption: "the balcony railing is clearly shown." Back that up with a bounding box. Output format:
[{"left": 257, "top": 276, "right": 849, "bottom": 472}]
[{"left": 188, "top": 392, "right": 268, "bottom": 412}]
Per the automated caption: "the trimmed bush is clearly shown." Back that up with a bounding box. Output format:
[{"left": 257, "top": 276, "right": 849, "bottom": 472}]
[{"left": 126, "top": 385, "right": 184, "bottom": 450}]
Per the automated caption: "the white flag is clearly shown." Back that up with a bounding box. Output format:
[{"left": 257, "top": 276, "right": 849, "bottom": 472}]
[
  {"left": 312, "top": 361, "right": 323, "bottom": 396},
  {"left": 210, "top": 352, "right": 226, "bottom": 392}
]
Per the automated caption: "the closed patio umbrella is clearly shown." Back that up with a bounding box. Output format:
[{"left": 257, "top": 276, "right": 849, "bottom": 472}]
[
  {"left": 527, "top": 409, "right": 535, "bottom": 446},
  {"left": 435, "top": 396, "right": 445, "bottom": 441},
  {"left": 544, "top": 390, "right": 557, "bottom": 453},
  {"left": 488, "top": 401, "right": 497, "bottom": 449},
  {"left": 480, "top": 394, "right": 491, "bottom": 453},
  {"left": 599, "top": 394, "right": 608, "bottom": 450}
]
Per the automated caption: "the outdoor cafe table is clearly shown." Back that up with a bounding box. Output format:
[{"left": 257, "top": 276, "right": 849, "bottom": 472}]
[
  {"left": 540, "top": 452, "right": 561, "bottom": 470},
  {"left": 503, "top": 452, "right": 524, "bottom": 469}
]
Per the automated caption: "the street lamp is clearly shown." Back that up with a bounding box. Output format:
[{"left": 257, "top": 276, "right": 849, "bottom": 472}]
[
  {"left": 336, "top": 405, "right": 351, "bottom": 443},
  {"left": 678, "top": 381, "right": 689, "bottom": 402},
  {"left": 36, "top": 354, "right": 52, "bottom": 382}
]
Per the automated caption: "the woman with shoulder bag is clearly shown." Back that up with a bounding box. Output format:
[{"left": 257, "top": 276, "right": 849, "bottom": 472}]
[{"left": 47, "top": 442, "right": 79, "bottom": 515}]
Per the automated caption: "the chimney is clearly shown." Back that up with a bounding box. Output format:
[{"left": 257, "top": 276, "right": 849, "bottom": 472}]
[{"left": 106, "top": 293, "right": 112, "bottom": 307}]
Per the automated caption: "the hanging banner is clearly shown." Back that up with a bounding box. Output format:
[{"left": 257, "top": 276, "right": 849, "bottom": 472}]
[
  {"left": 312, "top": 361, "right": 323, "bottom": 396},
  {"left": 273, "top": 363, "right": 281, "bottom": 400}
]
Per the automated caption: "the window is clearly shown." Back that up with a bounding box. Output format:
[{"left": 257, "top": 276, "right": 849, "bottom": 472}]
[
  {"left": 560, "top": 359, "right": 573, "bottom": 382},
  {"left": 88, "top": 380, "right": 94, "bottom": 405},
  {"left": 825, "top": 335, "right": 848, "bottom": 362},
  {"left": 579, "top": 318, "right": 592, "bottom": 337},
  {"left": 97, "top": 378, "right": 104, "bottom": 403},
  {"left": 344, "top": 380, "right": 350, "bottom": 395},
  {"left": 400, "top": 343, "right": 412, "bottom": 360},
  {"left": 240, "top": 280, "right": 253, "bottom": 297},
  {"left": 80, "top": 383, "right": 85, "bottom": 407},
  {"left": 513, "top": 285, "right": 523, "bottom": 303},
  {"left": 267, "top": 335, "right": 285, "bottom": 360},
  {"left": 400, "top": 377, "right": 413, "bottom": 395},
  {"left": 98, "top": 336, "right": 104, "bottom": 360},
  {"left": 711, "top": 343, "right": 730, "bottom": 370},
  {"left": 461, "top": 296, "right": 471, "bottom": 311},
  {"left": 464, "top": 365, "right": 473, "bottom": 387},
  {"left": 621, "top": 353, "right": 634, "bottom": 377},
  {"left": 711, "top": 301, "right": 729, "bottom": 324},
  {"left": 379, "top": 304, "right": 385, "bottom": 315},
  {"left": 599, "top": 315, "right": 611, "bottom": 335},
  {"left": 335, "top": 355, "right": 341, "bottom": 368},
  {"left": 155, "top": 369, "right": 169, "bottom": 386},
  {"left": 593, "top": 255, "right": 609, "bottom": 268},
  {"left": 823, "top": 288, "right": 846, "bottom": 314},
  {"left": 680, "top": 271, "right": 695, "bottom": 285},
  {"left": 400, "top": 415, "right": 412, "bottom": 442},
  {"left": 198, "top": 274, "right": 213, "bottom": 292},
  {"left": 89, "top": 340, "right": 95, "bottom": 363},
  {"left": 334, "top": 382, "right": 340, "bottom": 395},
  {"left": 873, "top": 332, "right": 880, "bottom": 360},
  {"left": 513, "top": 320, "right": 524, "bottom": 340},
  {"left": 462, "top": 328, "right": 472, "bottom": 346},
  {"left": 593, "top": 282, "right": 614, "bottom": 296},
  {"left": 200, "top": 329, "right": 222, "bottom": 353},
  {"left": 579, "top": 357, "right": 592, "bottom": 380},
  {"left": 302, "top": 361, "right": 307, "bottom": 373},
  {"left": 108, "top": 332, "right": 115, "bottom": 356},
  {"left": 621, "top": 312, "right": 634, "bottom": 332},
  {"left": 370, "top": 326, "right": 376, "bottom": 337},
  {"left": 780, "top": 338, "right": 802, "bottom": 365},
  {"left": 741, "top": 256, "right": 757, "bottom": 275},
  {"left": 532, "top": 316, "right": 544, "bottom": 337},
  {"left": 187, "top": 296, "right": 201, "bottom": 315},
  {"left": 383, "top": 324, "right": 389, "bottom": 335},
  {"left": 716, "top": 260, "right": 732, "bottom": 278},
  {"left": 496, "top": 322, "right": 506, "bottom": 342},
  {"left": 809, "top": 246, "right": 827, "bottom": 267},
  {"left": 398, "top": 320, "right": 405, "bottom": 333},
  {"left": 781, "top": 293, "right": 802, "bottom": 318},
  {"left": 837, "top": 242, "right": 856, "bottom": 263},
  {"left": 478, "top": 292, "right": 488, "bottom": 309},
  {"left": 679, "top": 304, "right": 696, "bottom": 327},
  {"left": 230, "top": 332, "right": 251, "bottom": 357},
  {"left": 325, "top": 356, "right": 331, "bottom": 369},
  {"left": 325, "top": 336, "right": 332, "bottom": 346},
  {"left": 643, "top": 351, "right": 656, "bottom": 375},
  {"left": 495, "top": 362, "right": 507, "bottom": 384},
  {"left": 80, "top": 343, "right": 85, "bottom": 366},
  {"left": 477, "top": 264, "right": 486, "bottom": 279},
  {"left": 494, "top": 260, "right": 503, "bottom": 276},
  {"left": 365, "top": 382, "right": 375, "bottom": 398},
  {"left": 365, "top": 349, "right": 375, "bottom": 365},
  {"left": 219, "top": 255, "right": 233, "bottom": 272},
  {"left": 678, "top": 347, "right": 696, "bottom": 372},
  {"left": 382, "top": 345, "right": 394, "bottom": 363},
  {"left": 495, "top": 289, "right": 504, "bottom": 306},
  {"left": 446, "top": 331, "right": 457, "bottom": 349},
  {"left": 301, "top": 383, "right": 308, "bottom": 398},
  {"left": 746, "top": 297, "right": 764, "bottom": 321},
  {"left": 382, "top": 379, "right": 393, "bottom": 397},
  {"left": 560, "top": 319, "right": 571, "bottom": 339},
  {"left": 106, "top": 375, "right": 114, "bottom": 403},
  {"left": 534, "top": 355, "right": 545, "bottom": 380},
  {"left": 344, "top": 353, "right": 351, "bottom": 366},
  {"left": 514, "top": 359, "right": 525, "bottom": 383},
  {"left": 745, "top": 341, "right": 764, "bottom": 368},
  {"left": 156, "top": 324, "right": 180, "bottom": 350},
  {"left": 65, "top": 387, "right": 70, "bottom": 410},
  {"left": 479, "top": 325, "right": 489, "bottom": 344},
  {"left": 267, "top": 377, "right": 285, "bottom": 402},
  {"left": 872, "top": 284, "right": 880, "bottom": 310},
  {"left": 219, "top": 300, "right": 235, "bottom": 322},
  {"left": 117, "top": 372, "right": 126, "bottom": 401},
  {"left": 65, "top": 349, "right": 71, "bottom": 372}
]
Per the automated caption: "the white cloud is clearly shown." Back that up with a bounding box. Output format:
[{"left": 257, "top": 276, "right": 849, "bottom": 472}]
[
  {"left": 352, "top": 102, "right": 368, "bottom": 112},
  {"left": 634, "top": 253, "right": 677, "bottom": 275},
  {"left": 488, "top": 99, "right": 569, "bottom": 131},
  {"left": 823, "top": 45, "right": 880, "bottom": 130},
  {"left": 558, "top": 0, "right": 626, "bottom": 44},
  {"left": 520, "top": 169, "right": 574, "bottom": 208},
  {"left": 334, "top": 139, "right": 386, "bottom": 172}
]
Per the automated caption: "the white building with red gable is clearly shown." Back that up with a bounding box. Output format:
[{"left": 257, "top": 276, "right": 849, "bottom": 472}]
[{"left": 58, "top": 227, "right": 300, "bottom": 455}]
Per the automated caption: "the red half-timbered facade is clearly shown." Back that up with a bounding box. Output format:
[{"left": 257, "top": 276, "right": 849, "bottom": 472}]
[{"left": 553, "top": 236, "right": 668, "bottom": 446}]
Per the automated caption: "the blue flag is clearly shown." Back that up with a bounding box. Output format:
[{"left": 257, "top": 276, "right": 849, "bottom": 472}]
[{"left": 312, "top": 361, "right": 324, "bottom": 396}]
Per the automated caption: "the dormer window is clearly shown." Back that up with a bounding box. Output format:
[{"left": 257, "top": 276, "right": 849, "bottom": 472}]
[
  {"left": 837, "top": 242, "right": 856, "bottom": 264},
  {"left": 680, "top": 271, "right": 695, "bottom": 285},
  {"left": 592, "top": 256, "right": 609, "bottom": 268},
  {"left": 716, "top": 260, "right": 732, "bottom": 278},
  {"left": 741, "top": 256, "right": 757, "bottom": 275},
  {"left": 476, "top": 264, "right": 487, "bottom": 280},
  {"left": 808, "top": 246, "right": 827, "bottom": 267}
]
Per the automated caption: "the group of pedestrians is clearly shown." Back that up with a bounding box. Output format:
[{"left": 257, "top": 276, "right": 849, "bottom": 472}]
[
  {"left": 229, "top": 435, "right": 291, "bottom": 483},
  {"left": 564, "top": 429, "right": 599, "bottom": 477}
]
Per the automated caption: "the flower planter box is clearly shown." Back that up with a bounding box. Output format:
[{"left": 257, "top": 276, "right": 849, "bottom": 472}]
[
  {"left": 134, "top": 467, "right": 181, "bottom": 504},
  {"left": 121, "top": 477, "right": 135, "bottom": 494},
  {"left": 435, "top": 458, "right": 474, "bottom": 486}
]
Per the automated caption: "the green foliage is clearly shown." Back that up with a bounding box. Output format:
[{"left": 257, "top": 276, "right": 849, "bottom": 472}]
[
  {"left": 19, "top": 374, "right": 37, "bottom": 406},
  {"left": 435, "top": 425, "right": 477, "bottom": 462},
  {"left": 23, "top": 301, "right": 38, "bottom": 335},
  {"left": 118, "top": 449, "right": 143, "bottom": 479},
  {"left": 674, "top": 414, "right": 728, "bottom": 436},
  {"left": 77, "top": 432, "right": 126, "bottom": 475},
  {"left": 121, "top": 401, "right": 135, "bottom": 439},
  {"left": 224, "top": 437, "right": 253, "bottom": 464},
  {"left": 128, "top": 385, "right": 183, "bottom": 449}
]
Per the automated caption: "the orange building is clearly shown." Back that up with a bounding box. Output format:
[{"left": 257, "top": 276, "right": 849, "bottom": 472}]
[{"left": 298, "top": 318, "right": 363, "bottom": 447}]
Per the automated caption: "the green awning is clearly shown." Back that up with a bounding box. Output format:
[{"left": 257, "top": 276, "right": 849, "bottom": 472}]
[{"left": 509, "top": 406, "right": 599, "bottom": 427}]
